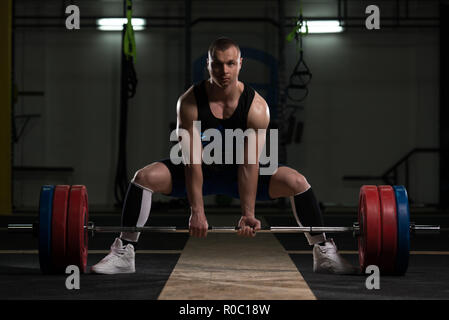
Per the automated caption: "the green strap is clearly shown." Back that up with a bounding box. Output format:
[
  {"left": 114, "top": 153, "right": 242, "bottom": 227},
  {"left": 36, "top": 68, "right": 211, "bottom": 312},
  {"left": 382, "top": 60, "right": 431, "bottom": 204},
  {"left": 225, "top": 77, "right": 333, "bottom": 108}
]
[
  {"left": 123, "top": 0, "right": 136, "bottom": 63},
  {"left": 286, "top": 7, "right": 309, "bottom": 60},
  {"left": 286, "top": 6, "right": 309, "bottom": 42}
]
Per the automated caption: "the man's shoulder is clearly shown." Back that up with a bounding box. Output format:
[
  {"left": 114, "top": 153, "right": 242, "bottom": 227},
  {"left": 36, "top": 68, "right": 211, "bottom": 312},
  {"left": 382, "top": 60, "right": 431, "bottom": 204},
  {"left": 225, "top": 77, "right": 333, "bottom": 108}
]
[
  {"left": 180, "top": 80, "right": 206, "bottom": 101},
  {"left": 177, "top": 86, "right": 198, "bottom": 120},
  {"left": 178, "top": 85, "right": 197, "bottom": 105},
  {"left": 250, "top": 90, "right": 269, "bottom": 113},
  {"left": 247, "top": 90, "right": 270, "bottom": 129}
]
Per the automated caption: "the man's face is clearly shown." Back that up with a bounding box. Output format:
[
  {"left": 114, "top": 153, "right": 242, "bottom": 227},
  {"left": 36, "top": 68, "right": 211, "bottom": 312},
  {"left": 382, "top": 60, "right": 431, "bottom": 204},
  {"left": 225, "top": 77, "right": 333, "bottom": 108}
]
[{"left": 207, "top": 46, "right": 242, "bottom": 88}]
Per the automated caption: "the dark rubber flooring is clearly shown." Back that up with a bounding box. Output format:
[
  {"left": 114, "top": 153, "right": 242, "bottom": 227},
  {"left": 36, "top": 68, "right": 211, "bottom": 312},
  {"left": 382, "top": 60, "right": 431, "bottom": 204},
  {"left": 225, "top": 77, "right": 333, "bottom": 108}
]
[
  {"left": 0, "top": 210, "right": 448, "bottom": 300},
  {"left": 0, "top": 253, "right": 180, "bottom": 300},
  {"left": 268, "top": 214, "right": 449, "bottom": 300}
]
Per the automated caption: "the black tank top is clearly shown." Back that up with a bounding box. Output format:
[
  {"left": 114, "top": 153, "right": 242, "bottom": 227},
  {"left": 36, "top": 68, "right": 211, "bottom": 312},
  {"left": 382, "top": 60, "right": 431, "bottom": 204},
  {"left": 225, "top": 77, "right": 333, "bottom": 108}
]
[{"left": 193, "top": 80, "right": 256, "bottom": 166}]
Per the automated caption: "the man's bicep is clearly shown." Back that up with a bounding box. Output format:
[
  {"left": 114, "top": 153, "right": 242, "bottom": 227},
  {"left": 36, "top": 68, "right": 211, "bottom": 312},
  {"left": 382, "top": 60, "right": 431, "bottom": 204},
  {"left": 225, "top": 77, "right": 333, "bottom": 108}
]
[
  {"left": 176, "top": 97, "right": 192, "bottom": 131},
  {"left": 246, "top": 97, "right": 270, "bottom": 163},
  {"left": 177, "top": 99, "right": 202, "bottom": 165}
]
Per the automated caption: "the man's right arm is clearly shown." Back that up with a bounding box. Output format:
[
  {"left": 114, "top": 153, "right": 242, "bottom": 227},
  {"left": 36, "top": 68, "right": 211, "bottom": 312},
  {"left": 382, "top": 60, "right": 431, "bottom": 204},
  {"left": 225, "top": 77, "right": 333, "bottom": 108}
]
[{"left": 176, "top": 90, "right": 208, "bottom": 237}]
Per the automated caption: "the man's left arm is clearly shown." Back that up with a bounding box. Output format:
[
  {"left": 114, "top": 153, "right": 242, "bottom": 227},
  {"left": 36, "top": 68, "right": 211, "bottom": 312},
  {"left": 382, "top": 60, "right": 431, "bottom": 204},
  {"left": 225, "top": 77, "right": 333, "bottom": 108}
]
[{"left": 237, "top": 93, "right": 270, "bottom": 237}]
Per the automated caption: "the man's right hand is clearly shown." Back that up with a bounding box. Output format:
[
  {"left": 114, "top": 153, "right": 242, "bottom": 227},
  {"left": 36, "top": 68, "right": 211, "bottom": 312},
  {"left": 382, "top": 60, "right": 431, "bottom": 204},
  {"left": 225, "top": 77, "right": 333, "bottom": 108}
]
[{"left": 189, "top": 210, "right": 209, "bottom": 238}]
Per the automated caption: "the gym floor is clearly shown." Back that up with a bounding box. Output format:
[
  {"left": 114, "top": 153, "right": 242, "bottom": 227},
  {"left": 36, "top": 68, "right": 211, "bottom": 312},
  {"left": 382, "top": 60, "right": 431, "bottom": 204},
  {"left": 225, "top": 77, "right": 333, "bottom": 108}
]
[{"left": 1, "top": 207, "right": 448, "bottom": 301}]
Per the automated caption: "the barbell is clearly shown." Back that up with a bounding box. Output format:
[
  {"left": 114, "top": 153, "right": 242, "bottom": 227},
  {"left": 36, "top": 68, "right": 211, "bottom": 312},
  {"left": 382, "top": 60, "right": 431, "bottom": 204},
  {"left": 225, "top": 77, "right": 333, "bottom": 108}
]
[{"left": 7, "top": 184, "right": 440, "bottom": 275}]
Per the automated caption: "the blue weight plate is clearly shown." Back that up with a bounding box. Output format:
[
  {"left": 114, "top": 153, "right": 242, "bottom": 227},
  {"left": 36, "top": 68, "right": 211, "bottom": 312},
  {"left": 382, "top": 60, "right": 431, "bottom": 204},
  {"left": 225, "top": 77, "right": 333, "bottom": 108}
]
[
  {"left": 393, "top": 185, "right": 410, "bottom": 275},
  {"left": 38, "top": 185, "right": 55, "bottom": 274}
]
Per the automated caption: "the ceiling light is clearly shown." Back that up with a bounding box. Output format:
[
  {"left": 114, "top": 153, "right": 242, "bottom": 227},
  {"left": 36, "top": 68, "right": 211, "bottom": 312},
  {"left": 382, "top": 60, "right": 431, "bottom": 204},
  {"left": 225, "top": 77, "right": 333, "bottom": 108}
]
[
  {"left": 97, "top": 18, "right": 146, "bottom": 31},
  {"left": 300, "top": 20, "right": 343, "bottom": 33}
]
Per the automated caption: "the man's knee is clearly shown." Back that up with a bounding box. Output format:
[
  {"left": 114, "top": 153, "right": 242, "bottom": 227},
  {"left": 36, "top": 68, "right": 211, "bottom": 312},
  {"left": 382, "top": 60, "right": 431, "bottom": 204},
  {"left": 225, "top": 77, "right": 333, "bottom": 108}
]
[
  {"left": 132, "top": 168, "right": 149, "bottom": 185},
  {"left": 132, "top": 166, "right": 160, "bottom": 188},
  {"left": 132, "top": 163, "right": 172, "bottom": 194},
  {"left": 290, "top": 172, "right": 311, "bottom": 194}
]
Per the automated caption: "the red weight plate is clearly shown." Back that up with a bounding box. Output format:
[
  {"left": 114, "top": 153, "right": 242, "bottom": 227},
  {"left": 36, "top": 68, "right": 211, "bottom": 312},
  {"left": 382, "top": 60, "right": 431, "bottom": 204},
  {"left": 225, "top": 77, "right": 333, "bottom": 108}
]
[
  {"left": 51, "top": 185, "right": 71, "bottom": 272},
  {"left": 378, "top": 185, "right": 398, "bottom": 274},
  {"left": 358, "top": 185, "right": 382, "bottom": 272},
  {"left": 67, "top": 185, "right": 89, "bottom": 273}
]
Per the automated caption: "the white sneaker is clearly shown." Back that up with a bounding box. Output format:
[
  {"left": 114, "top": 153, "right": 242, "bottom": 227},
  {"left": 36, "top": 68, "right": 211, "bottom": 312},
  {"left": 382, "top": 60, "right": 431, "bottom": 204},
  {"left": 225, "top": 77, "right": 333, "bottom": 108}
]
[
  {"left": 90, "top": 238, "right": 136, "bottom": 274},
  {"left": 313, "top": 238, "right": 360, "bottom": 275}
]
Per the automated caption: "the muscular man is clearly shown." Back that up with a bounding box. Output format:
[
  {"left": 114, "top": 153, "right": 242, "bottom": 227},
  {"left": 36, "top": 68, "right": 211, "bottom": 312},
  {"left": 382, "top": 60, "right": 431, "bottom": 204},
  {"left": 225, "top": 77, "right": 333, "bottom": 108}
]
[{"left": 91, "top": 37, "right": 357, "bottom": 275}]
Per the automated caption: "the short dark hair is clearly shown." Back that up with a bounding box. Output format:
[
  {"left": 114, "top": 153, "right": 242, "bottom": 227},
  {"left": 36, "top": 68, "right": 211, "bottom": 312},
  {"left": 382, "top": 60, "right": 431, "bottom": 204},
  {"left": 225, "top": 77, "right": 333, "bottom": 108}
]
[{"left": 208, "top": 37, "right": 241, "bottom": 58}]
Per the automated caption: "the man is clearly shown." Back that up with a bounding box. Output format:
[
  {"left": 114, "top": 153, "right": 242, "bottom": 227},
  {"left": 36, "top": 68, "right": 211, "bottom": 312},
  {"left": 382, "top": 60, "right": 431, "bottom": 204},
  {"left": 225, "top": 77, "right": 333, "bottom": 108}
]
[{"left": 91, "top": 37, "right": 357, "bottom": 275}]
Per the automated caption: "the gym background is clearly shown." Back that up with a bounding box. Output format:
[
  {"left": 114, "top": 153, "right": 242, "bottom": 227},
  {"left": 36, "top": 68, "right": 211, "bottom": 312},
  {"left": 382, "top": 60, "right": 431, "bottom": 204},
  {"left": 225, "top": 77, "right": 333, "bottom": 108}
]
[{"left": 0, "top": 0, "right": 446, "bottom": 214}]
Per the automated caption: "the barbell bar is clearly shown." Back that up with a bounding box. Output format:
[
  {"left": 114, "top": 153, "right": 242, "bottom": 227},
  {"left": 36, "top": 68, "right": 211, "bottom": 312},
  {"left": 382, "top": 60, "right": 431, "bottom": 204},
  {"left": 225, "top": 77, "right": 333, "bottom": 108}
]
[{"left": 7, "top": 222, "right": 440, "bottom": 236}]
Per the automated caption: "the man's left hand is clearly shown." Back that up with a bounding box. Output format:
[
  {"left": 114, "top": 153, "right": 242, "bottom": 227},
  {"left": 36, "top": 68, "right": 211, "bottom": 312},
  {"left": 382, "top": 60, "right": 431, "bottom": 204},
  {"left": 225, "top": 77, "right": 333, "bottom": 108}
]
[{"left": 237, "top": 216, "right": 261, "bottom": 237}]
